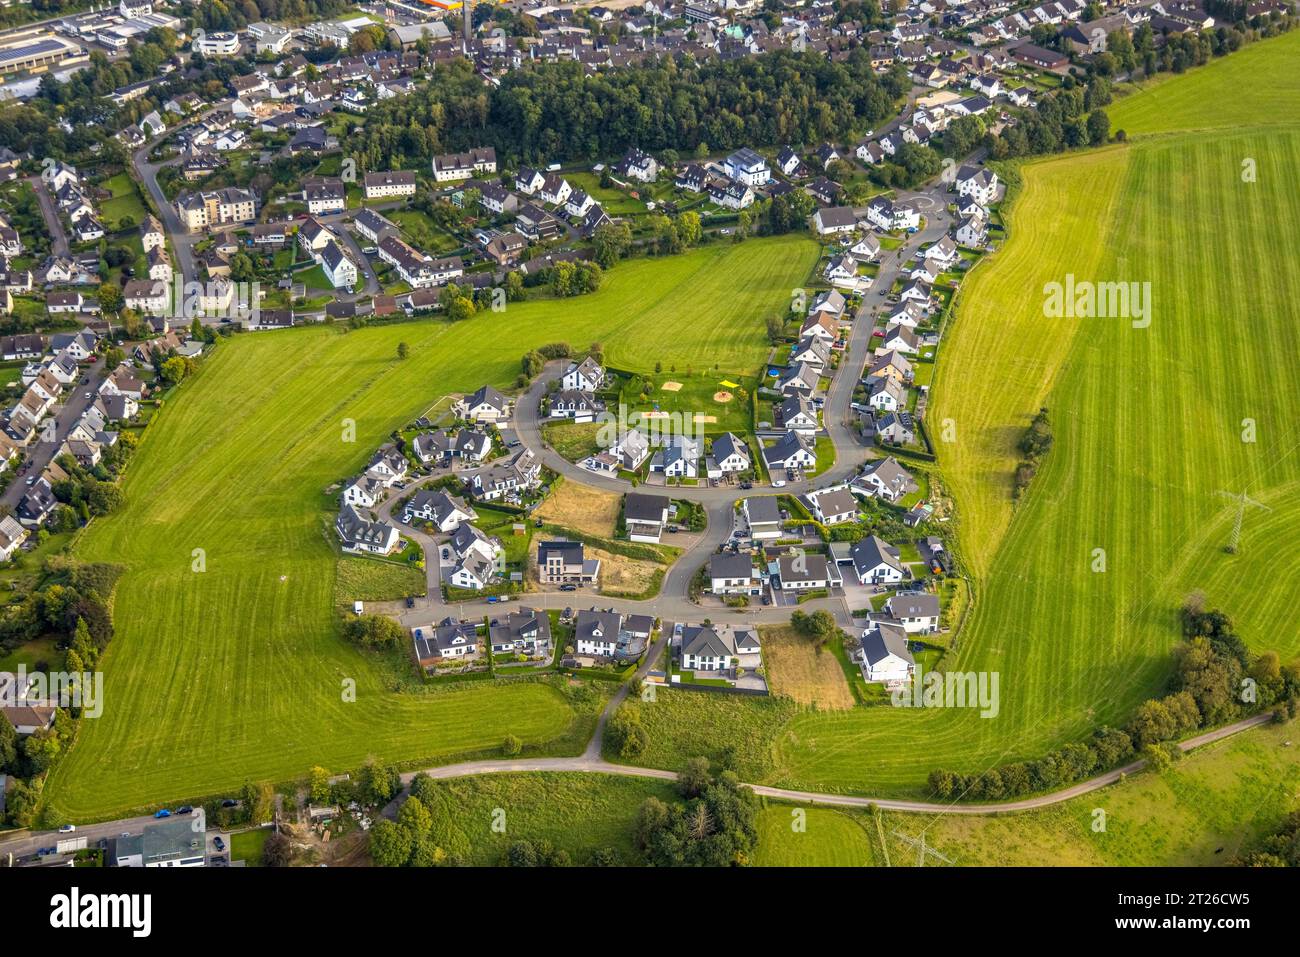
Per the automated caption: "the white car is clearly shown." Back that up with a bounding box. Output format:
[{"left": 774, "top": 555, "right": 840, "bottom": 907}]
[
  {"left": 59, "top": 824, "right": 76, "bottom": 833},
  {"left": 771, "top": 480, "right": 786, "bottom": 488}
]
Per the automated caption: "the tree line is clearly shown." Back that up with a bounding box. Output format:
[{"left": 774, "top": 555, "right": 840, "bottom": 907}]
[{"left": 927, "top": 597, "right": 1300, "bottom": 802}]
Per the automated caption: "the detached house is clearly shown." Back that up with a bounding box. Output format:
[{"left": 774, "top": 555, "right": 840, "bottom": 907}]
[
  {"left": 404, "top": 489, "right": 475, "bottom": 532},
  {"left": 709, "top": 553, "right": 760, "bottom": 596},
  {"left": 858, "top": 620, "right": 914, "bottom": 683},
  {"left": 762, "top": 431, "right": 817, "bottom": 471},
  {"left": 804, "top": 486, "right": 858, "bottom": 526},
  {"left": 624, "top": 492, "right": 671, "bottom": 543},
  {"left": 849, "top": 534, "right": 906, "bottom": 585},
  {"left": 955, "top": 165, "right": 999, "bottom": 205},
  {"left": 413, "top": 619, "right": 479, "bottom": 669},
  {"left": 883, "top": 592, "right": 941, "bottom": 634},
  {"left": 813, "top": 205, "right": 859, "bottom": 237},
  {"left": 454, "top": 385, "right": 510, "bottom": 423},
  {"left": 562, "top": 356, "right": 605, "bottom": 392},
  {"left": 708, "top": 432, "right": 751, "bottom": 474},
  {"left": 537, "top": 540, "right": 600, "bottom": 586},
  {"left": 680, "top": 623, "right": 762, "bottom": 675},
  {"left": 335, "top": 504, "right": 399, "bottom": 555}
]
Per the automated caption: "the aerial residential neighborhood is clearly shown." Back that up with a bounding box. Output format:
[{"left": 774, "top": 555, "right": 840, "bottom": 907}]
[{"left": 0, "top": 0, "right": 1294, "bottom": 905}]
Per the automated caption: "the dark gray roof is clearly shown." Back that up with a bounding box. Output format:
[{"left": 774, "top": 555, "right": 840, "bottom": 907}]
[
  {"left": 860, "top": 621, "right": 913, "bottom": 667},
  {"left": 709, "top": 552, "right": 754, "bottom": 579},
  {"left": 744, "top": 496, "right": 781, "bottom": 525},
  {"left": 849, "top": 535, "right": 904, "bottom": 577},
  {"left": 624, "top": 492, "right": 669, "bottom": 523}
]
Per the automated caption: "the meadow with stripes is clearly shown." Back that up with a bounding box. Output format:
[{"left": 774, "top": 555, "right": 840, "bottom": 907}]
[
  {"left": 43, "top": 236, "right": 821, "bottom": 821},
  {"left": 615, "top": 30, "right": 1300, "bottom": 796}
]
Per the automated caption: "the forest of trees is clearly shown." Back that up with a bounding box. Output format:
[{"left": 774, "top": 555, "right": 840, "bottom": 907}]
[{"left": 347, "top": 49, "right": 910, "bottom": 171}]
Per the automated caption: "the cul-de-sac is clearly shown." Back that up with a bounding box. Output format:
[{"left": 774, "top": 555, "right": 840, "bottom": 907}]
[{"left": 0, "top": 0, "right": 1297, "bottom": 872}]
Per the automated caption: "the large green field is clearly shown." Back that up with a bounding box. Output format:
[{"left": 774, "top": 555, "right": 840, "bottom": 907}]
[
  {"left": 1108, "top": 27, "right": 1300, "bottom": 136},
  {"left": 359, "top": 720, "right": 1300, "bottom": 867},
  {"left": 44, "top": 235, "right": 820, "bottom": 821},
  {"left": 607, "top": 32, "right": 1300, "bottom": 797}
]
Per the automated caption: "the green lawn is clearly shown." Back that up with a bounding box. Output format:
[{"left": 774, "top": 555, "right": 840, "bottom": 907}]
[
  {"left": 616, "top": 370, "right": 757, "bottom": 437},
  {"left": 44, "top": 235, "right": 819, "bottom": 821},
  {"left": 565, "top": 171, "right": 649, "bottom": 216},
  {"left": 99, "top": 173, "right": 148, "bottom": 229},
  {"left": 415, "top": 771, "right": 679, "bottom": 866},
  {"left": 761, "top": 73, "right": 1300, "bottom": 795},
  {"left": 230, "top": 827, "right": 271, "bottom": 866},
  {"left": 751, "top": 805, "right": 878, "bottom": 866},
  {"left": 333, "top": 554, "right": 425, "bottom": 604}
]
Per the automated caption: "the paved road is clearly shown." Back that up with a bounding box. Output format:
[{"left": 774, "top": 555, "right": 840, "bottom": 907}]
[
  {"left": 29, "top": 175, "right": 69, "bottom": 258},
  {"left": 387, "top": 713, "right": 1277, "bottom": 816},
  {"left": 1, "top": 358, "right": 106, "bottom": 510}
]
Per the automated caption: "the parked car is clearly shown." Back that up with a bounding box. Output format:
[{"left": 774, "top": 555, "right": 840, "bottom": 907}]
[
  {"left": 177, "top": 805, "right": 193, "bottom": 815},
  {"left": 405, "top": 596, "right": 415, "bottom": 608},
  {"left": 221, "top": 799, "right": 238, "bottom": 808},
  {"left": 213, "top": 836, "right": 226, "bottom": 852},
  {"left": 154, "top": 809, "right": 171, "bottom": 818},
  {"left": 559, "top": 584, "right": 577, "bottom": 592},
  {"left": 58, "top": 824, "right": 76, "bottom": 833},
  {"left": 771, "top": 480, "right": 786, "bottom": 488},
  {"left": 740, "top": 481, "right": 753, "bottom": 490}
]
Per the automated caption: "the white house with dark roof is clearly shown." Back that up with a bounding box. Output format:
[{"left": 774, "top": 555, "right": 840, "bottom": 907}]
[
  {"left": 858, "top": 620, "right": 914, "bottom": 683},
  {"left": 883, "top": 592, "right": 941, "bottom": 634},
  {"left": 403, "top": 489, "right": 476, "bottom": 532},
  {"left": 849, "top": 535, "right": 906, "bottom": 584},
  {"left": 723, "top": 147, "right": 770, "bottom": 186},
  {"left": 624, "top": 492, "right": 671, "bottom": 543},
  {"left": 955, "top": 165, "right": 999, "bottom": 205},
  {"left": 773, "top": 552, "right": 835, "bottom": 591},
  {"left": 813, "top": 205, "right": 859, "bottom": 236},
  {"left": 335, "top": 504, "right": 399, "bottom": 555},
  {"left": 489, "top": 607, "right": 551, "bottom": 656},
  {"left": 804, "top": 486, "right": 858, "bottom": 526},
  {"left": 778, "top": 396, "right": 819, "bottom": 435},
  {"left": 320, "top": 240, "right": 358, "bottom": 289},
  {"left": 562, "top": 356, "right": 605, "bottom": 392},
  {"left": 867, "top": 376, "right": 907, "bottom": 412},
  {"left": 743, "top": 496, "right": 782, "bottom": 539},
  {"left": 709, "top": 552, "right": 759, "bottom": 595},
  {"left": 538, "top": 540, "right": 600, "bottom": 586},
  {"left": 679, "top": 622, "right": 762, "bottom": 674},
  {"left": 412, "top": 618, "right": 479, "bottom": 669},
  {"left": 708, "top": 432, "right": 750, "bottom": 474},
  {"left": 649, "top": 434, "right": 700, "bottom": 479},
  {"left": 762, "top": 431, "right": 817, "bottom": 471},
  {"left": 454, "top": 385, "right": 510, "bottom": 423}
]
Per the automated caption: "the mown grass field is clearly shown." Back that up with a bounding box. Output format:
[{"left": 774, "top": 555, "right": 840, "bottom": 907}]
[
  {"left": 1108, "top": 28, "right": 1300, "bottom": 136},
  {"left": 606, "top": 35, "right": 1300, "bottom": 797},
  {"left": 751, "top": 805, "right": 878, "bottom": 866},
  {"left": 763, "top": 53, "right": 1300, "bottom": 795},
  {"left": 45, "top": 236, "right": 819, "bottom": 821}
]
